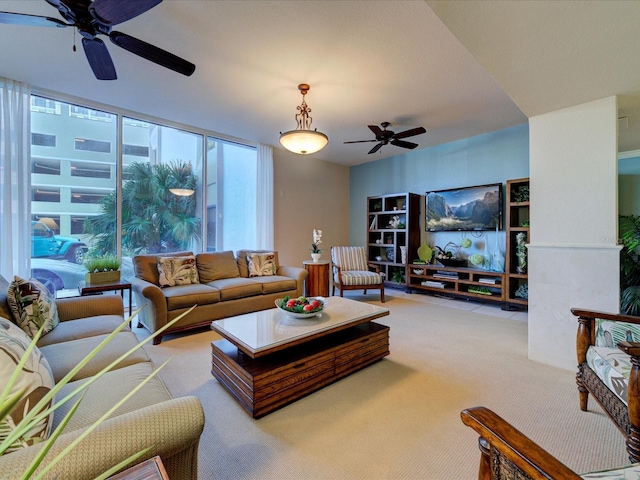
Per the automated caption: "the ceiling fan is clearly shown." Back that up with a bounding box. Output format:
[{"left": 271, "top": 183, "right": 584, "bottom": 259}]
[
  {"left": 344, "top": 122, "right": 426, "bottom": 154},
  {"left": 0, "top": 0, "right": 196, "bottom": 80}
]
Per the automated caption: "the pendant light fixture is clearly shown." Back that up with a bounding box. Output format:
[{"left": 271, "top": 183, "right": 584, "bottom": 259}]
[
  {"left": 169, "top": 188, "right": 195, "bottom": 196},
  {"left": 279, "top": 83, "right": 328, "bottom": 155}
]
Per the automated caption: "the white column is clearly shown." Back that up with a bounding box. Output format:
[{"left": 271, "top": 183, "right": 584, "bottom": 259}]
[{"left": 528, "top": 96, "right": 620, "bottom": 370}]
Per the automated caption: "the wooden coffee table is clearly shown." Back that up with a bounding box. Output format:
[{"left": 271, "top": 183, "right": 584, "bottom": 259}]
[{"left": 210, "top": 296, "right": 390, "bottom": 418}]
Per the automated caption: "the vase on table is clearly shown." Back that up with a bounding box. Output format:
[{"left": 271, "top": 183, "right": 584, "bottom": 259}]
[
  {"left": 400, "top": 246, "right": 407, "bottom": 264},
  {"left": 311, "top": 253, "right": 321, "bottom": 263}
]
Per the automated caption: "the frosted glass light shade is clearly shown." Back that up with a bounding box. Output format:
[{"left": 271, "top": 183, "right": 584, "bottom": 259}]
[
  {"left": 169, "top": 188, "right": 195, "bottom": 196},
  {"left": 279, "top": 129, "right": 328, "bottom": 155}
]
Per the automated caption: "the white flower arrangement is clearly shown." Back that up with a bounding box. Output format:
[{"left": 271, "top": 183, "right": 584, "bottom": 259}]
[{"left": 311, "top": 229, "right": 323, "bottom": 253}]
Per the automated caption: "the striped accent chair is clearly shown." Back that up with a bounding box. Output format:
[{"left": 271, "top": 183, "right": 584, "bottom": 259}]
[{"left": 331, "top": 246, "right": 385, "bottom": 302}]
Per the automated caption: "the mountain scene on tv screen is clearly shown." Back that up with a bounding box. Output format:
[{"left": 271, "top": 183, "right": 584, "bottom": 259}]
[{"left": 426, "top": 186, "right": 500, "bottom": 231}]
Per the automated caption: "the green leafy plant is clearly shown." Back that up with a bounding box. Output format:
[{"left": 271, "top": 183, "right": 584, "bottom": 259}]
[
  {"left": 391, "top": 270, "right": 405, "bottom": 284},
  {"left": 620, "top": 215, "right": 640, "bottom": 315},
  {"left": 513, "top": 186, "right": 530, "bottom": 203},
  {"left": 84, "top": 255, "right": 121, "bottom": 273},
  {"left": 84, "top": 160, "right": 200, "bottom": 256},
  {"left": 468, "top": 285, "right": 492, "bottom": 295},
  {"left": 1, "top": 305, "right": 195, "bottom": 479}
]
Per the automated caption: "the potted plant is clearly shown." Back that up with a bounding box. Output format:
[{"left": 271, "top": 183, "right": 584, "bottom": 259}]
[
  {"left": 310, "top": 229, "right": 323, "bottom": 262},
  {"left": 84, "top": 254, "right": 121, "bottom": 284},
  {"left": 620, "top": 215, "right": 640, "bottom": 315},
  {"left": 391, "top": 269, "right": 405, "bottom": 284}
]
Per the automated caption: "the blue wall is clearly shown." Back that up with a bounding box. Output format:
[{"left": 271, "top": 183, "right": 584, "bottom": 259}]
[{"left": 349, "top": 124, "right": 530, "bottom": 261}]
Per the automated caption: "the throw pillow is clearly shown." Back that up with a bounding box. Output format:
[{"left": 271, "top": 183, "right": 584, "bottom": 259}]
[
  {"left": 0, "top": 317, "right": 55, "bottom": 453},
  {"left": 196, "top": 251, "right": 240, "bottom": 283},
  {"left": 157, "top": 255, "right": 199, "bottom": 287},
  {"left": 7, "top": 276, "right": 59, "bottom": 338},
  {"left": 595, "top": 318, "right": 640, "bottom": 347},
  {"left": 247, "top": 252, "right": 277, "bottom": 277}
]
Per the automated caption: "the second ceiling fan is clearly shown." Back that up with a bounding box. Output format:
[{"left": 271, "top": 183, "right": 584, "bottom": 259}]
[{"left": 344, "top": 122, "right": 426, "bottom": 154}]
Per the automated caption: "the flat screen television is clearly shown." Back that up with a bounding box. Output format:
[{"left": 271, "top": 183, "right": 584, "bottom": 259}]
[{"left": 425, "top": 183, "right": 502, "bottom": 231}]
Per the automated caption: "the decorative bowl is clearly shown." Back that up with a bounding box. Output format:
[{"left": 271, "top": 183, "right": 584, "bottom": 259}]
[
  {"left": 275, "top": 296, "right": 326, "bottom": 319},
  {"left": 412, "top": 269, "right": 424, "bottom": 275},
  {"left": 437, "top": 258, "right": 467, "bottom": 267}
]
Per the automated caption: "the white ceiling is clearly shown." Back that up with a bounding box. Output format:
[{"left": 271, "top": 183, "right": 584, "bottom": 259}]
[{"left": 0, "top": 1, "right": 638, "bottom": 166}]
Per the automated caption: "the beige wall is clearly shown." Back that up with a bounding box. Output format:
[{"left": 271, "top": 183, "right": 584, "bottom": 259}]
[
  {"left": 528, "top": 96, "right": 620, "bottom": 370},
  {"left": 273, "top": 148, "right": 350, "bottom": 268}
]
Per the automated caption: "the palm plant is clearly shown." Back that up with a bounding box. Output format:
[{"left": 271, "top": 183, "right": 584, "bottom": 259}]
[
  {"left": 620, "top": 215, "right": 640, "bottom": 315},
  {"left": 84, "top": 160, "right": 200, "bottom": 256}
]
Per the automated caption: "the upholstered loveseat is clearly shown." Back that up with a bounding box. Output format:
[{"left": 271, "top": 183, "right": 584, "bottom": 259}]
[
  {"left": 131, "top": 250, "right": 307, "bottom": 344},
  {"left": 0, "top": 274, "right": 205, "bottom": 480}
]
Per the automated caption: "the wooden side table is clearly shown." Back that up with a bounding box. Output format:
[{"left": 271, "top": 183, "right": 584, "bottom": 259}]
[
  {"left": 303, "top": 260, "right": 330, "bottom": 297},
  {"left": 78, "top": 280, "right": 133, "bottom": 322}
]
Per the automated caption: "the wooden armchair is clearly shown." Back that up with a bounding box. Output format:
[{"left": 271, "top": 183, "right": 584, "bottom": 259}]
[
  {"left": 330, "top": 246, "right": 385, "bottom": 302},
  {"left": 461, "top": 406, "right": 640, "bottom": 479},
  {"left": 573, "top": 308, "right": 640, "bottom": 463}
]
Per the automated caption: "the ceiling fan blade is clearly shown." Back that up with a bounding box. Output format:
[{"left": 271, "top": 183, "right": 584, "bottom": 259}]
[
  {"left": 368, "top": 143, "right": 384, "bottom": 154},
  {"left": 368, "top": 125, "right": 384, "bottom": 137},
  {"left": 0, "top": 11, "right": 68, "bottom": 27},
  {"left": 390, "top": 139, "right": 418, "bottom": 150},
  {"left": 82, "top": 37, "right": 117, "bottom": 80},
  {"left": 109, "top": 31, "right": 196, "bottom": 76},
  {"left": 90, "top": 0, "right": 162, "bottom": 26},
  {"left": 393, "top": 127, "right": 426, "bottom": 140},
  {"left": 343, "top": 139, "right": 378, "bottom": 144}
]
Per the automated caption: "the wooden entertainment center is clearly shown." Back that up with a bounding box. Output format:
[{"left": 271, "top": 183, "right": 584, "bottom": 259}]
[
  {"left": 369, "top": 178, "right": 528, "bottom": 309},
  {"left": 408, "top": 264, "right": 506, "bottom": 304}
]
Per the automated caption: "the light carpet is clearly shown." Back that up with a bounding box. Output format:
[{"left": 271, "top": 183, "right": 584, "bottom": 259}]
[{"left": 136, "top": 292, "right": 629, "bottom": 479}]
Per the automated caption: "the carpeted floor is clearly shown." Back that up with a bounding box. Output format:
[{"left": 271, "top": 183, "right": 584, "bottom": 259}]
[{"left": 136, "top": 291, "right": 629, "bottom": 479}]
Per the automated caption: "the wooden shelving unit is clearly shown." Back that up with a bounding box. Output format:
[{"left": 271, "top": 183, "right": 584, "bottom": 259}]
[
  {"left": 407, "top": 264, "right": 506, "bottom": 303},
  {"left": 367, "top": 193, "right": 420, "bottom": 289},
  {"left": 505, "top": 178, "right": 530, "bottom": 308}
]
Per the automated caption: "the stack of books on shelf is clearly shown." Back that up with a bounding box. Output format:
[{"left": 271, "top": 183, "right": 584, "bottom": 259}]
[
  {"left": 433, "top": 270, "right": 459, "bottom": 280},
  {"left": 478, "top": 277, "right": 501, "bottom": 285},
  {"left": 421, "top": 280, "right": 447, "bottom": 289}
]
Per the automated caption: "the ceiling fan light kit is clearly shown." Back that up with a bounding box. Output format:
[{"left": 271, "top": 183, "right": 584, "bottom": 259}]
[
  {"left": 279, "top": 83, "right": 328, "bottom": 155},
  {"left": 0, "top": 0, "right": 196, "bottom": 80},
  {"left": 344, "top": 121, "right": 426, "bottom": 154}
]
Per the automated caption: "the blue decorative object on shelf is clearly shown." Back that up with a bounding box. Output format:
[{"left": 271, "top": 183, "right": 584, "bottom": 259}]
[{"left": 385, "top": 247, "right": 394, "bottom": 262}]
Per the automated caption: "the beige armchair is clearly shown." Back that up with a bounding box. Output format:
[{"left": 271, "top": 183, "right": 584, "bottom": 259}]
[{"left": 330, "top": 246, "right": 385, "bottom": 302}]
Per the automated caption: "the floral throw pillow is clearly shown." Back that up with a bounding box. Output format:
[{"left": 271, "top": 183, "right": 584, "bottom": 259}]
[
  {"left": 0, "top": 317, "right": 55, "bottom": 453},
  {"left": 157, "top": 255, "right": 199, "bottom": 287},
  {"left": 248, "top": 252, "right": 277, "bottom": 277},
  {"left": 7, "top": 276, "right": 59, "bottom": 338}
]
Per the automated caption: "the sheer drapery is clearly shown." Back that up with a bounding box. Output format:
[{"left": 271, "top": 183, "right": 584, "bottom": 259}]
[
  {"left": 0, "top": 78, "right": 31, "bottom": 279},
  {"left": 256, "top": 143, "right": 274, "bottom": 249}
]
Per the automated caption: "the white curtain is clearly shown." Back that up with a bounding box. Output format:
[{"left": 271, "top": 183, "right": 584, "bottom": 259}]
[
  {"left": 0, "top": 78, "right": 31, "bottom": 280},
  {"left": 256, "top": 143, "right": 274, "bottom": 249}
]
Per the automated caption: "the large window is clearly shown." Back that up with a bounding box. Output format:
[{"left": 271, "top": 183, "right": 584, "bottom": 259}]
[
  {"left": 27, "top": 93, "right": 259, "bottom": 297},
  {"left": 30, "top": 97, "right": 117, "bottom": 296},
  {"left": 207, "top": 138, "right": 257, "bottom": 253},
  {"left": 116, "top": 117, "right": 203, "bottom": 256}
]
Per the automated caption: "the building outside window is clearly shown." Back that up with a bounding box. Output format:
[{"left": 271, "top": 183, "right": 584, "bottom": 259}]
[{"left": 29, "top": 94, "right": 258, "bottom": 299}]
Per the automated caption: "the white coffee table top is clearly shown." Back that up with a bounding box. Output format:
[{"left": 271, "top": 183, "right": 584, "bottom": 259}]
[{"left": 210, "top": 296, "right": 389, "bottom": 358}]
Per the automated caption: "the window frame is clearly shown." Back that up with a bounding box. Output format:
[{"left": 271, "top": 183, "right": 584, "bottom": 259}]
[{"left": 30, "top": 88, "right": 258, "bottom": 259}]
